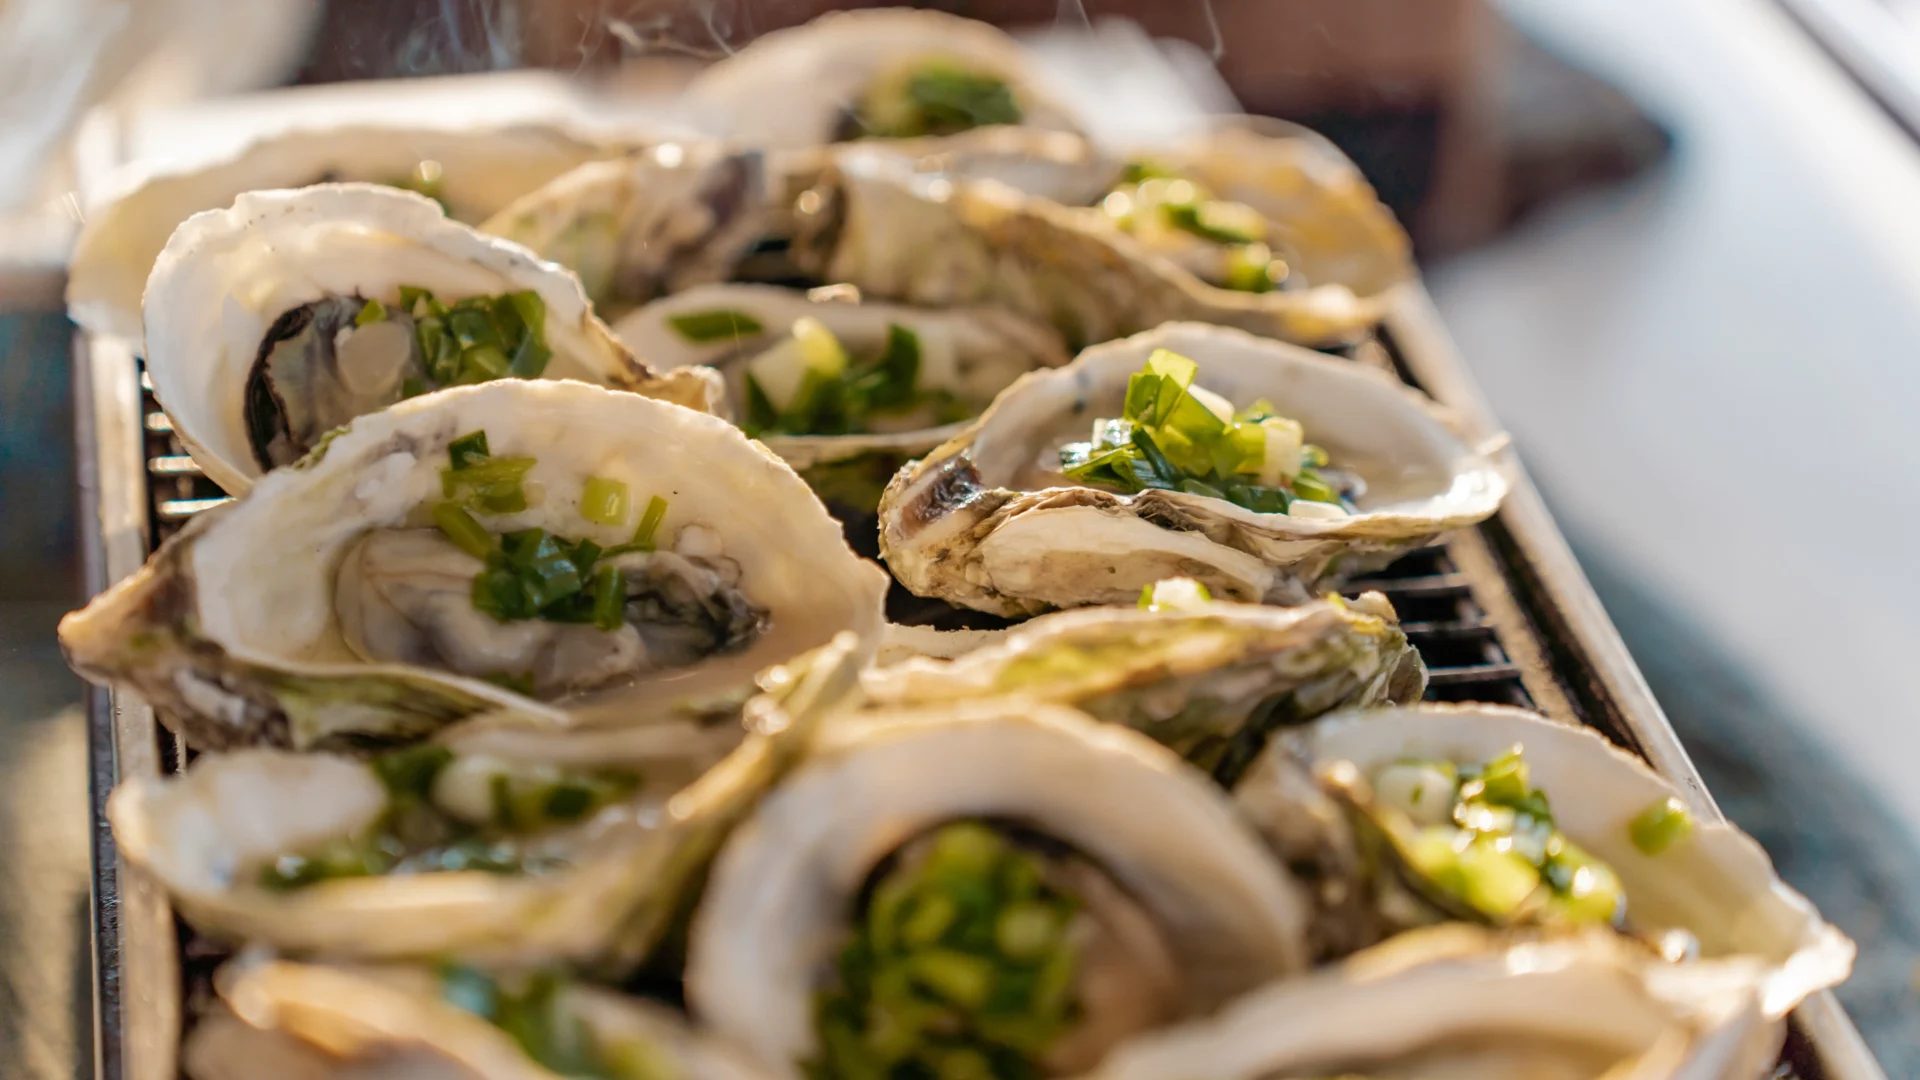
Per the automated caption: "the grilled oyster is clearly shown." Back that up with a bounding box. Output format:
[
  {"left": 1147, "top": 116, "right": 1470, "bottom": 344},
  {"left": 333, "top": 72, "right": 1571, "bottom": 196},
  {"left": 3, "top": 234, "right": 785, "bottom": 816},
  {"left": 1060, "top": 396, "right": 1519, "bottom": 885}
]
[
  {"left": 1234, "top": 704, "right": 1854, "bottom": 1018},
  {"left": 679, "top": 8, "right": 1084, "bottom": 149},
  {"left": 59, "top": 380, "right": 888, "bottom": 750},
  {"left": 68, "top": 121, "right": 627, "bottom": 343},
  {"left": 110, "top": 633, "right": 862, "bottom": 969},
  {"left": 187, "top": 954, "right": 774, "bottom": 1080},
  {"left": 1085, "top": 926, "right": 1780, "bottom": 1080},
  {"left": 879, "top": 322, "right": 1509, "bottom": 617},
  {"left": 142, "top": 183, "right": 718, "bottom": 495},
  {"left": 478, "top": 142, "right": 772, "bottom": 316},
  {"left": 862, "top": 587, "right": 1425, "bottom": 783},
  {"left": 613, "top": 282, "right": 1068, "bottom": 515},
  {"left": 686, "top": 699, "right": 1310, "bottom": 1079}
]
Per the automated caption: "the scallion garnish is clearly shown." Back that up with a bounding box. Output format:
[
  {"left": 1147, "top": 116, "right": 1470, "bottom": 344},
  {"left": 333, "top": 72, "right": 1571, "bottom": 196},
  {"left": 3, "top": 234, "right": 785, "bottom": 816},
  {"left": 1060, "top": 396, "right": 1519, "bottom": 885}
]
[
  {"left": 579, "top": 476, "right": 630, "bottom": 527},
  {"left": 667, "top": 309, "right": 766, "bottom": 343},
  {"left": 441, "top": 433, "right": 537, "bottom": 515},
  {"left": 740, "top": 320, "right": 970, "bottom": 438},
  {"left": 433, "top": 501, "right": 498, "bottom": 559},
  {"left": 1628, "top": 796, "right": 1694, "bottom": 856},
  {"left": 631, "top": 495, "right": 668, "bottom": 551}
]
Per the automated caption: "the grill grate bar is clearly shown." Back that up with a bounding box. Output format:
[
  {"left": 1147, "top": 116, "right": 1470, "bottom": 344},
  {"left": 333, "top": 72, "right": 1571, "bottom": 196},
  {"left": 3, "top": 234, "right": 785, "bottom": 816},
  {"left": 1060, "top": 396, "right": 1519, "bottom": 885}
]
[{"left": 147, "top": 455, "right": 203, "bottom": 477}]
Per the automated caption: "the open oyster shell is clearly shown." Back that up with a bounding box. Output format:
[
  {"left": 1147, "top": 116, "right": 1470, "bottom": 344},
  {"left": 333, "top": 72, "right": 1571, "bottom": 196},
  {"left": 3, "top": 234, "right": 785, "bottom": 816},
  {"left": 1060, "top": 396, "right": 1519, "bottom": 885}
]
[
  {"left": 790, "top": 125, "right": 1409, "bottom": 349},
  {"left": 110, "top": 633, "right": 863, "bottom": 970},
  {"left": 1235, "top": 704, "right": 1854, "bottom": 1019},
  {"left": 478, "top": 142, "right": 773, "bottom": 316},
  {"left": 187, "top": 954, "right": 774, "bottom": 1080},
  {"left": 1084, "top": 926, "right": 1781, "bottom": 1080},
  {"left": 613, "top": 282, "right": 1069, "bottom": 510},
  {"left": 143, "top": 183, "right": 718, "bottom": 495},
  {"left": 59, "top": 379, "right": 888, "bottom": 750},
  {"left": 861, "top": 592, "right": 1425, "bottom": 784},
  {"left": 678, "top": 8, "right": 1085, "bottom": 150},
  {"left": 68, "top": 122, "right": 628, "bottom": 343},
  {"left": 686, "top": 698, "right": 1310, "bottom": 1078},
  {"left": 879, "top": 322, "right": 1510, "bottom": 617}
]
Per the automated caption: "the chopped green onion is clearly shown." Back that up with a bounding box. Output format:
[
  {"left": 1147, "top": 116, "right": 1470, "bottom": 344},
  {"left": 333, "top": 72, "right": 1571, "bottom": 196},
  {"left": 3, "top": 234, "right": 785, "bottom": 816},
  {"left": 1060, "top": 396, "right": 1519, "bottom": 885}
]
[
  {"left": 588, "top": 566, "right": 625, "bottom": 631},
  {"left": 489, "top": 773, "right": 517, "bottom": 830},
  {"left": 355, "top": 298, "right": 387, "bottom": 326},
  {"left": 373, "top": 744, "right": 454, "bottom": 800},
  {"left": 631, "top": 495, "right": 668, "bottom": 551},
  {"left": 433, "top": 502, "right": 498, "bottom": 559},
  {"left": 447, "top": 430, "right": 491, "bottom": 470},
  {"left": 579, "top": 476, "right": 630, "bottom": 527},
  {"left": 1628, "top": 796, "right": 1694, "bottom": 855},
  {"left": 666, "top": 309, "right": 766, "bottom": 342},
  {"left": 442, "top": 456, "right": 536, "bottom": 515},
  {"left": 1291, "top": 470, "right": 1342, "bottom": 505}
]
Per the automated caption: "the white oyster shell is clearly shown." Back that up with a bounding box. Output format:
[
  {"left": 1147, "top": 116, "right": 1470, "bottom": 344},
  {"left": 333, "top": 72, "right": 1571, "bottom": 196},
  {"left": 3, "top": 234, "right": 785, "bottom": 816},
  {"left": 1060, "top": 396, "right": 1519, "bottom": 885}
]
[
  {"left": 110, "top": 632, "right": 866, "bottom": 968},
  {"left": 1260, "top": 704, "right": 1856, "bottom": 1019},
  {"left": 59, "top": 380, "right": 888, "bottom": 750},
  {"left": 1082, "top": 926, "right": 1781, "bottom": 1080},
  {"left": 862, "top": 592, "right": 1425, "bottom": 781},
  {"left": 686, "top": 698, "right": 1311, "bottom": 1077},
  {"left": 613, "top": 282, "right": 1068, "bottom": 478},
  {"left": 143, "top": 183, "right": 719, "bottom": 495},
  {"left": 68, "top": 121, "right": 629, "bottom": 343},
  {"left": 188, "top": 955, "right": 774, "bottom": 1080},
  {"left": 679, "top": 8, "right": 1085, "bottom": 150},
  {"left": 878, "top": 322, "right": 1510, "bottom": 616}
]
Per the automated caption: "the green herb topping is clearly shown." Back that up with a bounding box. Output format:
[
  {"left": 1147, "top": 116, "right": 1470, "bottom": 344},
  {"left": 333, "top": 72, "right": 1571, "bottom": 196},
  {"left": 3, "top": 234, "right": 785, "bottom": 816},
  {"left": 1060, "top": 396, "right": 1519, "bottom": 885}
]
[
  {"left": 667, "top": 309, "right": 766, "bottom": 343},
  {"left": 810, "top": 823, "right": 1083, "bottom": 1080},
  {"left": 1102, "top": 167, "right": 1292, "bottom": 294},
  {"left": 439, "top": 966, "right": 672, "bottom": 1079},
  {"left": 1372, "top": 746, "right": 1626, "bottom": 927},
  {"left": 855, "top": 59, "right": 1023, "bottom": 140},
  {"left": 742, "top": 319, "right": 970, "bottom": 438},
  {"left": 1058, "top": 349, "right": 1354, "bottom": 516},
  {"left": 1137, "top": 577, "right": 1213, "bottom": 612},
  {"left": 1628, "top": 796, "right": 1694, "bottom": 856},
  {"left": 380, "top": 285, "right": 550, "bottom": 397},
  {"left": 258, "top": 744, "right": 639, "bottom": 891}
]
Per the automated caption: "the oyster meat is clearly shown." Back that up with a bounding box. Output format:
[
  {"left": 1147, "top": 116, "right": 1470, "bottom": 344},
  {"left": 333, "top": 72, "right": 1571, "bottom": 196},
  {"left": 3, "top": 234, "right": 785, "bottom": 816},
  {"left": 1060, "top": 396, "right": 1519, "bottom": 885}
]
[
  {"left": 863, "top": 586, "right": 1425, "bottom": 783},
  {"left": 68, "top": 121, "right": 629, "bottom": 343},
  {"left": 686, "top": 698, "right": 1310, "bottom": 1079},
  {"left": 59, "top": 379, "right": 888, "bottom": 749},
  {"left": 879, "top": 322, "right": 1509, "bottom": 616}
]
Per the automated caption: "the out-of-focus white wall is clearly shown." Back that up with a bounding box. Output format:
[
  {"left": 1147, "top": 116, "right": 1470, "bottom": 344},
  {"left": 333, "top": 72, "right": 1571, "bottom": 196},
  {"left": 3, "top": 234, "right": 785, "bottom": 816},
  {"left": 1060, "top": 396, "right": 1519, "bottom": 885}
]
[{"left": 1431, "top": 0, "right": 1920, "bottom": 828}]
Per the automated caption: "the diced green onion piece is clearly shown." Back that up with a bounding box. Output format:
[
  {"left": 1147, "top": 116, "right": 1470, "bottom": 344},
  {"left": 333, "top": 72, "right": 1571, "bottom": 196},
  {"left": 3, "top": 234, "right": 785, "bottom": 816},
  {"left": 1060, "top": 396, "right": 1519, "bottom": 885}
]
[
  {"left": 994, "top": 902, "right": 1062, "bottom": 960},
  {"left": 433, "top": 502, "right": 498, "bottom": 558},
  {"left": 907, "top": 949, "right": 995, "bottom": 1009},
  {"left": 666, "top": 308, "right": 767, "bottom": 343},
  {"left": 506, "top": 290, "right": 546, "bottom": 341},
  {"left": 1545, "top": 838, "right": 1626, "bottom": 925},
  {"left": 1123, "top": 371, "right": 1163, "bottom": 422},
  {"left": 448, "top": 430, "right": 491, "bottom": 470},
  {"left": 579, "top": 476, "right": 630, "bottom": 527},
  {"left": 1144, "top": 348, "right": 1197, "bottom": 390},
  {"left": 588, "top": 566, "right": 625, "bottom": 631},
  {"left": 1179, "top": 476, "right": 1226, "bottom": 500},
  {"left": 794, "top": 316, "right": 849, "bottom": 376},
  {"left": 1140, "top": 577, "right": 1213, "bottom": 612},
  {"left": 1291, "top": 470, "right": 1341, "bottom": 505},
  {"left": 1628, "top": 796, "right": 1694, "bottom": 855},
  {"left": 355, "top": 298, "right": 387, "bottom": 326},
  {"left": 373, "top": 744, "right": 454, "bottom": 800},
  {"left": 1476, "top": 745, "right": 1532, "bottom": 807},
  {"left": 630, "top": 495, "right": 668, "bottom": 551}
]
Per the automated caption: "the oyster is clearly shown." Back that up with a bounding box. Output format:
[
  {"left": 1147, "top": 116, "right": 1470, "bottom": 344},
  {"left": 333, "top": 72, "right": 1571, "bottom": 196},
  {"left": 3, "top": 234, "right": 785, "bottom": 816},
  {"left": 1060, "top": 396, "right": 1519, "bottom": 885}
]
[
  {"left": 790, "top": 123, "right": 1409, "bottom": 349},
  {"left": 862, "top": 588, "right": 1425, "bottom": 783},
  {"left": 143, "top": 183, "right": 719, "bottom": 495},
  {"left": 679, "top": 8, "right": 1084, "bottom": 149},
  {"left": 108, "top": 632, "right": 864, "bottom": 969},
  {"left": 59, "top": 379, "right": 888, "bottom": 750},
  {"left": 186, "top": 954, "right": 774, "bottom": 1080},
  {"left": 478, "top": 142, "right": 773, "bottom": 315},
  {"left": 68, "top": 121, "right": 628, "bottom": 343},
  {"left": 686, "top": 698, "right": 1310, "bottom": 1079},
  {"left": 1235, "top": 703, "right": 1854, "bottom": 1018},
  {"left": 613, "top": 282, "right": 1069, "bottom": 513},
  {"left": 1083, "top": 926, "right": 1780, "bottom": 1080},
  {"left": 879, "top": 322, "right": 1509, "bottom": 617}
]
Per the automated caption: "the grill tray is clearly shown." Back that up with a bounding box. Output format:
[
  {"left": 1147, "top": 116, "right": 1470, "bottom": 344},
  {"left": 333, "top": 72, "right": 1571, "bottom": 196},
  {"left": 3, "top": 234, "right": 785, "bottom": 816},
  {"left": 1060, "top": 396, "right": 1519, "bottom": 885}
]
[{"left": 75, "top": 292, "right": 1886, "bottom": 1080}]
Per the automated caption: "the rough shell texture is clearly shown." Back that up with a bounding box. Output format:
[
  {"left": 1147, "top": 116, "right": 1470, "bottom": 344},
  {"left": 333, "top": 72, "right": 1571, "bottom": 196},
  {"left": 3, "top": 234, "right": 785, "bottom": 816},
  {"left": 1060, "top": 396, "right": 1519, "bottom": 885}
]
[
  {"left": 193, "top": 956, "right": 775, "bottom": 1080},
  {"left": 861, "top": 592, "right": 1426, "bottom": 782},
  {"left": 686, "top": 698, "right": 1311, "bottom": 1077},
  {"left": 613, "top": 282, "right": 1069, "bottom": 473},
  {"left": 479, "top": 143, "right": 772, "bottom": 314},
  {"left": 678, "top": 7, "right": 1085, "bottom": 149},
  {"left": 1080, "top": 926, "right": 1781, "bottom": 1080},
  {"left": 878, "top": 322, "right": 1510, "bottom": 617},
  {"left": 58, "top": 380, "right": 889, "bottom": 750},
  {"left": 110, "top": 632, "right": 865, "bottom": 970},
  {"left": 68, "top": 122, "right": 628, "bottom": 342},
  {"left": 143, "top": 183, "right": 718, "bottom": 495},
  {"left": 1267, "top": 704, "right": 1855, "bottom": 1019},
  {"left": 790, "top": 129, "right": 1408, "bottom": 349}
]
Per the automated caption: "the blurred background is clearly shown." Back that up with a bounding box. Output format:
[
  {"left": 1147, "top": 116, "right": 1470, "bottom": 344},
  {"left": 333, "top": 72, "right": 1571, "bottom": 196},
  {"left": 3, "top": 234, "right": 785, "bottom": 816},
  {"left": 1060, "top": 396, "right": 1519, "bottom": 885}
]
[{"left": 4, "top": 0, "right": 1919, "bottom": 1075}]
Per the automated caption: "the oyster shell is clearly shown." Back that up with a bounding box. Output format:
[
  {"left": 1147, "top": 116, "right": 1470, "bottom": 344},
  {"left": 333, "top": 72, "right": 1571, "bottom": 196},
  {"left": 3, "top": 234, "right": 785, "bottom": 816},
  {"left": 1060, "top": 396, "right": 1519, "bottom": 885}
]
[
  {"left": 861, "top": 591, "right": 1425, "bottom": 783},
  {"left": 790, "top": 124, "right": 1409, "bottom": 348},
  {"left": 187, "top": 954, "right": 774, "bottom": 1080},
  {"left": 1084, "top": 926, "right": 1781, "bottom": 1080},
  {"left": 68, "top": 121, "right": 628, "bottom": 343},
  {"left": 686, "top": 698, "right": 1310, "bottom": 1078},
  {"left": 109, "top": 633, "right": 863, "bottom": 969},
  {"left": 59, "top": 379, "right": 888, "bottom": 749},
  {"left": 613, "top": 282, "right": 1068, "bottom": 510},
  {"left": 1235, "top": 704, "right": 1854, "bottom": 1018},
  {"left": 679, "top": 8, "right": 1084, "bottom": 149},
  {"left": 478, "top": 142, "right": 773, "bottom": 316},
  {"left": 878, "top": 322, "right": 1509, "bottom": 617},
  {"left": 143, "top": 183, "right": 718, "bottom": 495}
]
